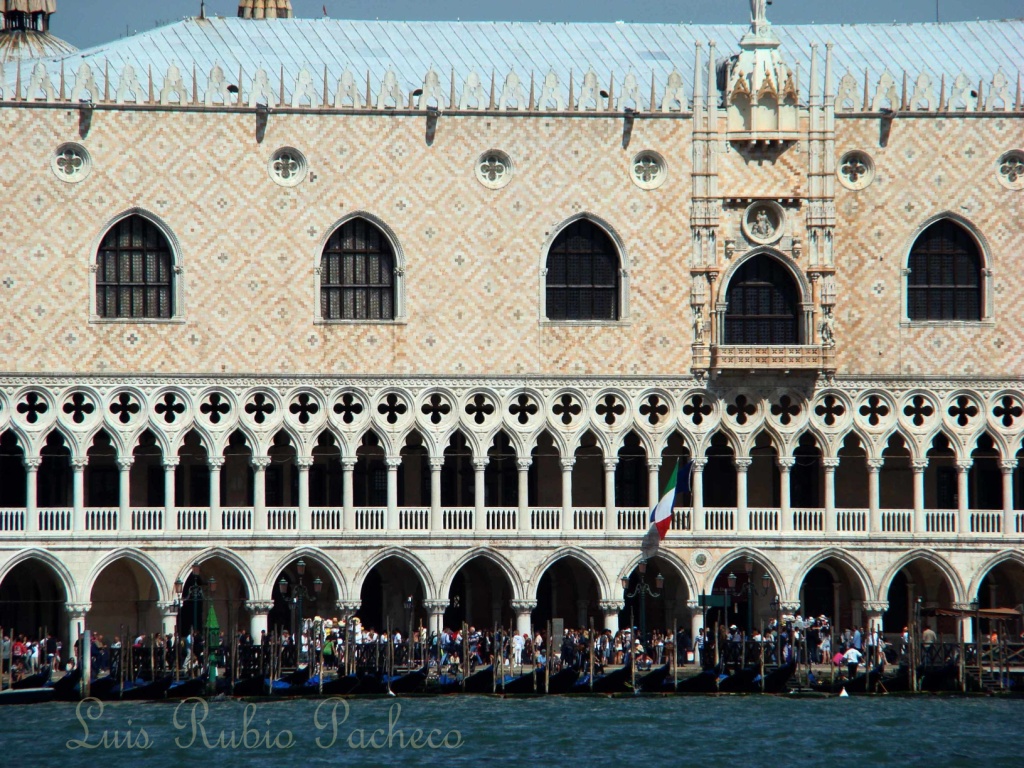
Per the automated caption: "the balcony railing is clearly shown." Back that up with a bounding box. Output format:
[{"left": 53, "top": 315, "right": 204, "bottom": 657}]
[
  {"left": 711, "top": 344, "right": 826, "bottom": 371},
  {"left": 0, "top": 506, "right": 1020, "bottom": 539}
]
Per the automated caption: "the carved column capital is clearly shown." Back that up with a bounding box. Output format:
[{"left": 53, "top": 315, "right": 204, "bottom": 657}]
[
  {"left": 599, "top": 600, "right": 625, "bottom": 613},
  {"left": 734, "top": 458, "right": 753, "bottom": 471},
  {"left": 245, "top": 600, "right": 275, "bottom": 614},
  {"left": 428, "top": 458, "right": 445, "bottom": 471},
  {"left": 866, "top": 459, "right": 885, "bottom": 471},
  {"left": 71, "top": 458, "right": 88, "bottom": 470},
  {"left": 336, "top": 600, "right": 362, "bottom": 616},
  {"left": 65, "top": 602, "right": 92, "bottom": 618},
  {"left": 647, "top": 458, "right": 663, "bottom": 470},
  {"left": 207, "top": 457, "right": 226, "bottom": 469},
  {"left": 686, "top": 600, "right": 702, "bottom": 611},
  {"left": 952, "top": 602, "right": 976, "bottom": 612},
  {"left": 116, "top": 457, "right": 134, "bottom": 471},
  {"left": 780, "top": 602, "right": 802, "bottom": 613},
  {"left": 516, "top": 459, "right": 532, "bottom": 471},
  {"left": 1000, "top": 460, "right": 1018, "bottom": 473},
  {"left": 162, "top": 457, "right": 180, "bottom": 469},
  {"left": 862, "top": 601, "right": 889, "bottom": 614},
  {"left": 691, "top": 458, "right": 708, "bottom": 470},
  {"left": 510, "top": 600, "right": 537, "bottom": 613},
  {"left": 472, "top": 458, "right": 489, "bottom": 471},
  {"left": 822, "top": 458, "right": 840, "bottom": 470},
  {"left": 385, "top": 457, "right": 402, "bottom": 470},
  {"left": 250, "top": 456, "right": 272, "bottom": 471},
  {"left": 157, "top": 601, "right": 180, "bottom": 616},
  {"left": 560, "top": 459, "right": 576, "bottom": 471},
  {"left": 603, "top": 458, "right": 619, "bottom": 471},
  {"left": 422, "top": 599, "right": 449, "bottom": 614},
  {"left": 912, "top": 460, "right": 929, "bottom": 473},
  {"left": 296, "top": 456, "right": 314, "bottom": 469},
  {"left": 23, "top": 457, "right": 42, "bottom": 471},
  {"left": 341, "top": 457, "right": 357, "bottom": 470},
  {"left": 956, "top": 460, "right": 973, "bottom": 473},
  {"left": 777, "top": 458, "right": 796, "bottom": 471}
]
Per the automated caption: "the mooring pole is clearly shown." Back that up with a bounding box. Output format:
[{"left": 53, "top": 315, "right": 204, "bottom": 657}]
[{"left": 82, "top": 629, "right": 91, "bottom": 699}]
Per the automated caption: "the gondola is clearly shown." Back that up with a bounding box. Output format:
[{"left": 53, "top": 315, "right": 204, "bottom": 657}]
[
  {"left": 306, "top": 673, "right": 362, "bottom": 695},
  {"left": 0, "top": 687, "right": 55, "bottom": 705},
  {"left": 578, "top": 664, "right": 631, "bottom": 694},
  {"left": 544, "top": 667, "right": 579, "bottom": 694},
  {"left": 87, "top": 675, "right": 118, "bottom": 700},
  {"left": 636, "top": 664, "right": 671, "bottom": 693},
  {"left": 919, "top": 662, "right": 958, "bottom": 692},
  {"left": 498, "top": 668, "right": 543, "bottom": 694},
  {"left": 166, "top": 676, "right": 209, "bottom": 699},
  {"left": 11, "top": 667, "right": 51, "bottom": 690},
  {"left": 280, "top": 665, "right": 311, "bottom": 686},
  {"left": 385, "top": 665, "right": 429, "bottom": 694},
  {"left": 761, "top": 661, "right": 797, "bottom": 694},
  {"left": 674, "top": 668, "right": 723, "bottom": 693},
  {"left": 717, "top": 666, "right": 760, "bottom": 693},
  {"left": 118, "top": 675, "right": 175, "bottom": 701},
  {"left": 461, "top": 665, "right": 497, "bottom": 694},
  {"left": 51, "top": 667, "right": 83, "bottom": 701}
]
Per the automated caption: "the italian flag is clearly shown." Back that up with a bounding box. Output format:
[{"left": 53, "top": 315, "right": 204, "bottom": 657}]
[{"left": 641, "top": 460, "right": 688, "bottom": 559}]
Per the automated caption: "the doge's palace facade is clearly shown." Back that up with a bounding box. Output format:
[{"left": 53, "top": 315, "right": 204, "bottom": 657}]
[{"left": 0, "top": 2, "right": 1022, "bottom": 647}]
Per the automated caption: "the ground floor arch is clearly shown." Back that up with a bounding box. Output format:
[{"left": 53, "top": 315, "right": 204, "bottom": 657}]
[
  {"left": 883, "top": 556, "right": 958, "bottom": 635},
  {"left": 0, "top": 557, "right": 68, "bottom": 647},
  {"left": 87, "top": 556, "right": 162, "bottom": 641},
  {"left": 795, "top": 554, "right": 870, "bottom": 631},
  {"left": 618, "top": 554, "right": 692, "bottom": 640},
  {"left": 706, "top": 554, "right": 782, "bottom": 635},
  {"left": 444, "top": 555, "right": 515, "bottom": 630},
  {"left": 532, "top": 555, "right": 602, "bottom": 629},
  {"left": 357, "top": 555, "right": 428, "bottom": 637}
]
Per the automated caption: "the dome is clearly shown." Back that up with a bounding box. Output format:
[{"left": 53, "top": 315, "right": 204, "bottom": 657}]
[
  {"left": 238, "top": 0, "right": 293, "bottom": 19},
  {"left": 0, "top": 0, "right": 76, "bottom": 64}
]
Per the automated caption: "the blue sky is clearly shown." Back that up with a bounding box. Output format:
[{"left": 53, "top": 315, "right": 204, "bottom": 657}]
[{"left": 49, "top": 0, "right": 1022, "bottom": 49}]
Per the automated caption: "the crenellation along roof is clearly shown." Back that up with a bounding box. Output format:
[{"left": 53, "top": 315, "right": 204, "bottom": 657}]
[{"left": 2, "top": 16, "right": 1022, "bottom": 106}]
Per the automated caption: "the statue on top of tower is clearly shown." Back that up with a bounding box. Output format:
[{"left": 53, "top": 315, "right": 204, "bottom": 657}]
[{"left": 750, "top": 0, "right": 769, "bottom": 30}]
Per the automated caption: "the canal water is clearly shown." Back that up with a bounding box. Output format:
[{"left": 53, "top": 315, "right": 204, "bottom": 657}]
[{"left": 2, "top": 695, "right": 1018, "bottom": 765}]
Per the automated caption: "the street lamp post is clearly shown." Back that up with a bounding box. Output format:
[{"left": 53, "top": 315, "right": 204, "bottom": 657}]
[
  {"left": 770, "top": 594, "right": 782, "bottom": 663},
  {"left": 726, "top": 557, "right": 773, "bottom": 635},
  {"left": 173, "top": 563, "right": 217, "bottom": 685},
  {"left": 278, "top": 559, "right": 322, "bottom": 667},
  {"left": 621, "top": 560, "right": 665, "bottom": 648}
]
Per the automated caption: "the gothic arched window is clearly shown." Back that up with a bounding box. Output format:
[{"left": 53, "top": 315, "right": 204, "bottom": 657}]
[
  {"left": 95, "top": 215, "right": 174, "bottom": 319},
  {"left": 545, "top": 220, "right": 620, "bottom": 321},
  {"left": 724, "top": 254, "right": 800, "bottom": 345},
  {"left": 907, "top": 220, "right": 982, "bottom": 321},
  {"left": 320, "top": 218, "right": 395, "bottom": 321}
]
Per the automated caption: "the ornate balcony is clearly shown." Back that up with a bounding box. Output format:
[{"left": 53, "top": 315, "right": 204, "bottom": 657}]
[
  {"left": 710, "top": 344, "right": 834, "bottom": 373},
  {"left": 1, "top": 505, "right": 1018, "bottom": 540}
]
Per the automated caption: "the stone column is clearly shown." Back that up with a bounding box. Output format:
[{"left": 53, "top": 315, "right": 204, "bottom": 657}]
[
  {"left": 692, "top": 458, "right": 707, "bottom": 532},
  {"left": 599, "top": 600, "right": 625, "bottom": 634},
  {"left": 735, "top": 458, "right": 752, "bottom": 532},
  {"left": 429, "top": 458, "right": 444, "bottom": 531},
  {"left": 511, "top": 600, "right": 537, "bottom": 637},
  {"left": 117, "top": 457, "right": 133, "bottom": 532},
  {"left": 912, "top": 459, "right": 927, "bottom": 533},
  {"left": 251, "top": 456, "right": 270, "bottom": 532},
  {"left": 516, "top": 459, "right": 531, "bottom": 532},
  {"left": 689, "top": 600, "right": 704, "bottom": 655},
  {"left": 473, "top": 457, "right": 488, "bottom": 532},
  {"left": 952, "top": 602, "right": 974, "bottom": 643},
  {"left": 23, "top": 457, "right": 41, "bottom": 533},
  {"left": 385, "top": 457, "right": 401, "bottom": 530},
  {"left": 604, "top": 458, "right": 618, "bottom": 533},
  {"left": 66, "top": 603, "right": 91, "bottom": 657},
  {"left": 647, "top": 458, "right": 662, "bottom": 511},
  {"left": 778, "top": 457, "right": 795, "bottom": 532},
  {"left": 246, "top": 600, "right": 273, "bottom": 639},
  {"left": 208, "top": 457, "right": 225, "bottom": 532},
  {"left": 956, "top": 460, "right": 972, "bottom": 533},
  {"left": 822, "top": 458, "right": 839, "bottom": 534},
  {"left": 297, "top": 456, "right": 313, "bottom": 532},
  {"left": 423, "top": 600, "right": 448, "bottom": 639},
  {"left": 71, "top": 458, "right": 86, "bottom": 532},
  {"left": 342, "top": 457, "right": 356, "bottom": 530},
  {"left": 867, "top": 459, "right": 884, "bottom": 533},
  {"left": 560, "top": 458, "right": 574, "bottom": 532},
  {"left": 1001, "top": 460, "right": 1016, "bottom": 535},
  {"left": 163, "top": 458, "right": 178, "bottom": 532},
  {"left": 158, "top": 601, "right": 179, "bottom": 639},
  {"left": 863, "top": 601, "right": 888, "bottom": 637}
]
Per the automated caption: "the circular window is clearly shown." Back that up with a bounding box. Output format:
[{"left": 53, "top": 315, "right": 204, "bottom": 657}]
[
  {"left": 268, "top": 147, "right": 307, "bottom": 188},
  {"left": 741, "top": 200, "right": 785, "bottom": 245},
  {"left": 51, "top": 142, "right": 91, "bottom": 183},
  {"left": 475, "top": 150, "right": 513, "bottom": 189},
  {"left": 630, "top": 150, "right": 667, "bottom": 190},
  {"left": 996, "top": 150, "right": 1024, "bottom": 191},
  {"left": 837, "top": 150, "right": 875, "bottom": 191}
]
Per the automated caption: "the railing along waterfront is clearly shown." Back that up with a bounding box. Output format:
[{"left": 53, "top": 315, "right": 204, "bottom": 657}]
[{"left": 1, "top": 505, "right": 1019, "bottom": 538}]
